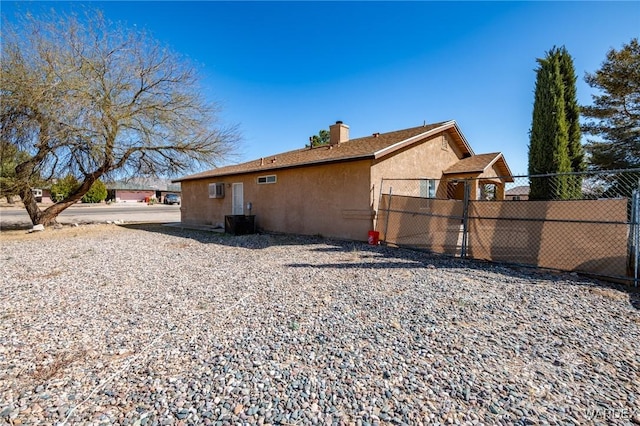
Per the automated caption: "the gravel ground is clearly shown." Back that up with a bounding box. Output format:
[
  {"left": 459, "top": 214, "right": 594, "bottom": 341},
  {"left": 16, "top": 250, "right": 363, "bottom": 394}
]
[{"left": 1, "top": 224, "right": 639, "bottom": 426}]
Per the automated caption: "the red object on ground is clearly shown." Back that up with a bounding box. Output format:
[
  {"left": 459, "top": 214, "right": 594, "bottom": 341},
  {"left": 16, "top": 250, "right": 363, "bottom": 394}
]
[{"left": 368, "top": 230, "right": 380, "bottom": 245}]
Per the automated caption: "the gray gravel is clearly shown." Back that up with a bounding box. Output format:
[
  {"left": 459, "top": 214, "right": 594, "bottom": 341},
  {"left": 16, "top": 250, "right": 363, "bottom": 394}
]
[{"left": 1, "top": 223, "right": 639, "bottom": 425}]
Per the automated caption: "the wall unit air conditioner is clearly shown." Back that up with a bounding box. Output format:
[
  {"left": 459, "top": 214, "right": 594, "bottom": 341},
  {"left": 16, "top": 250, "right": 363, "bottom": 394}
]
[{"left": 209, "top": 182, "right": 225, "bottom": 198}]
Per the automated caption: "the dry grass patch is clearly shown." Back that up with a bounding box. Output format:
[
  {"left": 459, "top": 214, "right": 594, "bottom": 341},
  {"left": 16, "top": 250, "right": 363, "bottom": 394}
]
[
  {"left": 16, "top": 270, "right": 65, "bottom": 281},
  {"left": 31, "top": 350, "right": 87, "bottom": 382},
  {"left": 164, "top": 241, "right": 191, "bottom": 249}
]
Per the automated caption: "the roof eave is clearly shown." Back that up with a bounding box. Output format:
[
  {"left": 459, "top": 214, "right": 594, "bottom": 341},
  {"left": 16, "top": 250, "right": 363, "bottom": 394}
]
[
  {"left": 497, "top": 155, "right": 515, "bottom": 182},
  {"left": 173, "top": 154, "right": 375, "bottom": 183},
  {"left": 442, "top": 154, "right": 515, "bottom": 182},
  {"left": 442, "top": 169, "right": 484, "bottom": 176},
  {"left": 489, "top": 153, "right": 515, "bottom": 182},
  {"left": 451, "top": 121, "right": 475, "bottom": 157},
  {"left": 373, "top": 120, "right": 474, "bottom": 159}
]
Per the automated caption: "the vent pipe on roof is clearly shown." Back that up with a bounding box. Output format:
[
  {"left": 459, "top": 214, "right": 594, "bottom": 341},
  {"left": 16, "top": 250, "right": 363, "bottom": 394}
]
[{"left": 329, "top": 120, "right": 349, "bottom": 145}]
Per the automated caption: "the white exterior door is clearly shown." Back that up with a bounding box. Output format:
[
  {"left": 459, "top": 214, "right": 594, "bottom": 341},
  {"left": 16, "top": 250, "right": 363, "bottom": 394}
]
[{"left": 232, "top": 183, "right": 244, "bottom": 215}]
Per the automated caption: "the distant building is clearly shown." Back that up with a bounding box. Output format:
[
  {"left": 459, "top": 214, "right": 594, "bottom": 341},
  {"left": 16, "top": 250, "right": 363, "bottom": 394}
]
[
  {"left": 106, "top": 180, "right": 181, "bottom": 203},
  {"left": 31, "top": 188, "right": 54, "bottom": 203},
  {"left": 505, "top": 185, "right": 530, "bottom": 201}
]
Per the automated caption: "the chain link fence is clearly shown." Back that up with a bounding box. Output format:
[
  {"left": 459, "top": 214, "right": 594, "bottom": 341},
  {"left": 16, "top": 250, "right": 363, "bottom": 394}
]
[{"left": 376, "top": 169, "right": 640, "bottom": 285}]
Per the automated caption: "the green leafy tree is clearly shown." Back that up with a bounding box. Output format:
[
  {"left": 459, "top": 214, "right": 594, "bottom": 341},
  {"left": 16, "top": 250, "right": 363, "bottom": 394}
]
[
  {"left": 51, "top": 175, "right": 79, "bottom": 202},
  {"left": 308, "top": 130, "right": 330, "bottom": 147},
  {"left": 0, "top": 141, "right": 31, "bottom": 202},
  {"left": 1, "top": 9, "right": 238, "bottom": 226},
  {"left": 528, "top": 47, "right": 573, "bottom": 200},
  {"left": 81, "top": 180, "right": 107, "bottom": 203},
  {"left": 582, "top": 38, "right": 640, "bottom": 173}
]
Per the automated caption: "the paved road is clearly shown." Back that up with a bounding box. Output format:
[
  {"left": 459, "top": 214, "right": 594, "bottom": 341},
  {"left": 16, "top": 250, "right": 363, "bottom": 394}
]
[{"left": 0, "top": 203, "right": 181, "bottom": 228}]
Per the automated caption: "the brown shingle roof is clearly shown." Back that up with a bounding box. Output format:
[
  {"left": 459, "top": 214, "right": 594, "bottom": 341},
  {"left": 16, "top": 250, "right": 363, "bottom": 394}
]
[
  {"left": 443, "top": 152, "right": 513, "bottom": 181},
  {"left": 443, "top": 153, "right": 501, "bottom": 174},
  {"left": 175, "top": 121, "right": 471, "bottom": 182},
  {"left": 505, "top": 185, "right": 530, "bottom": 196}
]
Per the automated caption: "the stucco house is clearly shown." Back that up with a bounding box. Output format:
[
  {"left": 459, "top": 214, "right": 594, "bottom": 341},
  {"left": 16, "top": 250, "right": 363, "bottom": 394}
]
[
  {"left": 106, "top": 180, "right": 181, "bottom": 203},
  {"left": 31, "top": 188, "right": 53, "bottom": 204},
  {"left": 106, "top": 182, "right": 157, "bottom": 203},
  {"left": 174, "top": 120, "right": 513, "bottom": 241}
]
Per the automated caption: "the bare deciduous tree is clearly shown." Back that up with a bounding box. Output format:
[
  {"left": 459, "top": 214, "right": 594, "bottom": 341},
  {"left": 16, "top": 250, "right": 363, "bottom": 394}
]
[{"left": 1, "top": 10, "right": 238, "bottom": 225}]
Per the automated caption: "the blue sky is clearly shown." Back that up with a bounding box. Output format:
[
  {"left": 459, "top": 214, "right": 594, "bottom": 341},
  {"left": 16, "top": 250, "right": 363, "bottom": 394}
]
[{"left": 3, "top": 1, "right": 639, "bottom": 174}]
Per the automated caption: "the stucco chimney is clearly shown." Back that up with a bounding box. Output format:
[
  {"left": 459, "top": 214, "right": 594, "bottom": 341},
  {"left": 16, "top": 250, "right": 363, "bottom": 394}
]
[{"left": 329, "top": 121, "right": 349, "bottom": 145}]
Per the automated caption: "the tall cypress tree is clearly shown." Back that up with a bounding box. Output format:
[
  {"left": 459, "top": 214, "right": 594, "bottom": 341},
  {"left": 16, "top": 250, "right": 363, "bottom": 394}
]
[
  {"left": 528, "top": 49, "right": 572, "bottom": 200},
  {"left": 556, "top": 47, "right": 584, "bottom": 197}
]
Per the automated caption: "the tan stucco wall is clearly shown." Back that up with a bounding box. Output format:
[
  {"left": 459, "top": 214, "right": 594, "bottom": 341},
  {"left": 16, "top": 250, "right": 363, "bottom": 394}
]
[
  {"left": 371, "top": 132, "right": 462, "bottom": 222},
  {"left": 479, "top": 167, "right": 500, "bottom": 180},
  {"left": 180, "top": 160, "right": 374, "bottom": 240}
]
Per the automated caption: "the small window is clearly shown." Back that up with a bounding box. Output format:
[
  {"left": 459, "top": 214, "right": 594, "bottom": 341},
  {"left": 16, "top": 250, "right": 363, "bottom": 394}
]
[
  {"left": 441, "top": 135, "right": 449, "bottom": 151},
  {"left": 420, "top": 179, "right": 437, "bottom": 198},
  {"left": 428, "top": 180, "right": 437, "bottom": 198},
  {"left": 257, "top": 175, "right": 277, "bottom": 184},
  {"left": 209, "top": 182, "right": 225, "bottom": 198}
]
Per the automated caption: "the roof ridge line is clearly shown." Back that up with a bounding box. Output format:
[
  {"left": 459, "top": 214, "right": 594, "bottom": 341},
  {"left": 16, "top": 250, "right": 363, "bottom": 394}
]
[{"left": 373, "top": 121, "right": 456, "bottom": 159}]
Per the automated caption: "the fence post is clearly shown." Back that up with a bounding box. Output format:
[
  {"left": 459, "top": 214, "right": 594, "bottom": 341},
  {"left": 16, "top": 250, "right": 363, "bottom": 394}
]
[
  {"left": 626, "top": 189, "right": 639, "bottom": 287},
  {"left": 460, "top": 181, "right": 470, "bottom": 258},
  {"left": 383, "top": 187, "right": 393, "bottom": 244}
]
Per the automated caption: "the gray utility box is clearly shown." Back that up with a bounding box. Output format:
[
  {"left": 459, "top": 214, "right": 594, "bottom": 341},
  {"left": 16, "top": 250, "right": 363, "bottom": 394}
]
[{"left": 224, "top": 215, "right": 256, "bottom": 236}]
